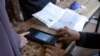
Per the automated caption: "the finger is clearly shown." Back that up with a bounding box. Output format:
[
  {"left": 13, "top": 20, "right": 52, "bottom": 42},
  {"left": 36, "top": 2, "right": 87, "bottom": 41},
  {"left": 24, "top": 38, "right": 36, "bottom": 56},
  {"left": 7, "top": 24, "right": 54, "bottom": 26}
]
[
  {"left": 59, "top": 34, "right": 70, "bottom": 40},
  {"left": 59, "top": 35, "right": 69, "bottom": 40},
  {"left": 20, "top": 32, "right": 30, "bottom": 36},
  {"left": 45, "top": 49, "right": 54, "bottom": 55},
  {"left": 60, "top": 0, "right": 64, "bottom": 1},
  {"left": 57, "top": 30, "right": 67, "bottom": 37},
  {"left": 64, "top": 26, "right": 68, "bottom": 28},
  {"left": 57, "top": 27, "right": 69, "bottom": 34},
  {"left": 59, "top": 27, "right": 70, "bottom": 34},
  {"left": 44, "top": 45, "right": 55, "bottom": 50},
  {"left": 24, "top": 38, "right": 28, "bottom": 43},
  {"left": 57, "top": 28, "right": 65, "bottom": 33},
  {"left": 45, "top": 53, "right": 52, "bottom": 56}
]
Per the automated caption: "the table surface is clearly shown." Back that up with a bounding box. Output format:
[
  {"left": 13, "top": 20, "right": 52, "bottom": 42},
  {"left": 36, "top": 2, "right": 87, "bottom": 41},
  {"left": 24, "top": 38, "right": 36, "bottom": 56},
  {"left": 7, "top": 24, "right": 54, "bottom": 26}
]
[
  {"left": 58, "top": 0, "right": 100, "bottom": 19},
  {"left": 14, "top": 0, "right": 100, "bottom": 56},
  {"left": 15, "top": 19, "right": 63, "bottom": 56}
]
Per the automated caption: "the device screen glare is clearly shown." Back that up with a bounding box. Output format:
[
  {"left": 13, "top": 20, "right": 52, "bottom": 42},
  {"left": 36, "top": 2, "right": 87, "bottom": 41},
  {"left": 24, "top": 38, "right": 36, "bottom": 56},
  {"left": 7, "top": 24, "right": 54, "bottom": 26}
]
[{"left": 35, "top": 32, "right": 52, "bottom": 41}]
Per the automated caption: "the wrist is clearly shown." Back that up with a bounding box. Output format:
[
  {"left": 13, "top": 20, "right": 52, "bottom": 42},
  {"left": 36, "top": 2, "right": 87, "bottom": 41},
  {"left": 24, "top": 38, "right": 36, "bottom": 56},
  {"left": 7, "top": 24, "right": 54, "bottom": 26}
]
[{"left": 76, "top": 32, "right": 80, "bottom": 40}]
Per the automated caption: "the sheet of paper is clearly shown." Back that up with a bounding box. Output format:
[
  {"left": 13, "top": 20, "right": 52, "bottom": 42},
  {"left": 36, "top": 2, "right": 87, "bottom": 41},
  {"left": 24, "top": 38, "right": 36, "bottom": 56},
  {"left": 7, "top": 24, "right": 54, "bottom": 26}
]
[
  {"left": 33, "top": 2, "right": 65, "bottom": 27},
  {"left": 50, "top": 9, "right": 88, "bottom": 31},
  {"left": 33, "top": 2, "right": 88, "bottom": 31},
  {"left": 73, "top": 15, "right": 88, "bottom": 31}
]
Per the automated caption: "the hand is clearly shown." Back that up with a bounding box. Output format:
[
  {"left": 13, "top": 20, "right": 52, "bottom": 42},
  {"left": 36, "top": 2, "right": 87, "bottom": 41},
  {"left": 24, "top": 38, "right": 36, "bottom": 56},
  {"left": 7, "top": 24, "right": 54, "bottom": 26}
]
[
  {"left": 44, "top": 45, "right": 66, "bottom": 56},
  {"left": 56, "top": 27, "right": 80, "bottom": 41},
  {"left": 19, "top": 32, "right": 29, "bottom": 48},
  {"left": 56, "top": 0, "right": 63, "bottom": 4}
]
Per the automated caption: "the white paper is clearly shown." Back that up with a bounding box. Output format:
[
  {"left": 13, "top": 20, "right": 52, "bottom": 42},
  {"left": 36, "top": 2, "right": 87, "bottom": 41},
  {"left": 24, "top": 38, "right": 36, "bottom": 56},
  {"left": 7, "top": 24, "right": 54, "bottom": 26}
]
[
  {"left": 33, "top": 2, "right": 65, "bottom": 27},
  {"left": 50, "top": 9, "right": 88, "bottom": 31},
  {"left": 32, "top": 2, "right": 88, "bottom": 31}
]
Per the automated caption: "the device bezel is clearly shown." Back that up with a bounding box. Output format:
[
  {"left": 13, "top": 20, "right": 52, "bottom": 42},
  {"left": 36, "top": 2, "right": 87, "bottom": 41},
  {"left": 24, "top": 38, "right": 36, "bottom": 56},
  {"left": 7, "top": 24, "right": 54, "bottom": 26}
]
[{"left": 25, "top": 28, "right": 57, "bottom": 45}]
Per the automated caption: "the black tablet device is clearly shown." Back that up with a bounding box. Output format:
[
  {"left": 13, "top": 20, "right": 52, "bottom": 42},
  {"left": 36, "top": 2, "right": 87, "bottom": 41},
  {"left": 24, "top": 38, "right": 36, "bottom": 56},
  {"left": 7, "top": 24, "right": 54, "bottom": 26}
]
[{"left": 25, "top": 28, "right": 57, "bottom": 45}]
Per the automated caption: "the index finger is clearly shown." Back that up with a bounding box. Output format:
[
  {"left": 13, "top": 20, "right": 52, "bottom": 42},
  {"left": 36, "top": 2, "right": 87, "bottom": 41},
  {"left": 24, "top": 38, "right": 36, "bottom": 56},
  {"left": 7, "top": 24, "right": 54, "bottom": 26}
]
[
  {"left": 57, "top": 27, "right": 68, "bottom": 33},
  {"left": 57, "top": 28, "right": 65, "bottom": 33},
  {"left": 20, "top": 32, "right": 30, "bottom": 36}
]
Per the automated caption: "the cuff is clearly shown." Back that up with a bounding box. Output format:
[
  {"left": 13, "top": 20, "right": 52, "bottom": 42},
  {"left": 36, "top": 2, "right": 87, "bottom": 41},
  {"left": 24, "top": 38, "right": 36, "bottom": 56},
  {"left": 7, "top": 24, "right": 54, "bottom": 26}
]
[{"left": 76, "top": 32, "right": 86, "bottom": 47}]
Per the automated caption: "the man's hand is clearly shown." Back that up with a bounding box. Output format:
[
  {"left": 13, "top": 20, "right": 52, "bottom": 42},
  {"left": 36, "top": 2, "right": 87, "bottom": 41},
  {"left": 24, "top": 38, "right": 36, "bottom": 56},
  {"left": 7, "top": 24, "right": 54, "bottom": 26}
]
[
  {"left": 56, "top": 0, "right": 63, "bottom": 4},
  {"left": 56, "top": 27, "right": 80, "bottom": 41},
  {"left": 44, "top": 45, "right": 66, "bottom": 56},
  {"left": 19, "top": 32, "right": 29, "bottom": 48}
]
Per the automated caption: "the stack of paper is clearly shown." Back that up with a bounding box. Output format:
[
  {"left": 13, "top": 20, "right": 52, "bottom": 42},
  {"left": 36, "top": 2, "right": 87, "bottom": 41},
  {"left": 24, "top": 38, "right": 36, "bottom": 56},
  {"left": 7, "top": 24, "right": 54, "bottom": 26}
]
[{"left": 32, "top": 2, "right": 88, "bottom": 31}]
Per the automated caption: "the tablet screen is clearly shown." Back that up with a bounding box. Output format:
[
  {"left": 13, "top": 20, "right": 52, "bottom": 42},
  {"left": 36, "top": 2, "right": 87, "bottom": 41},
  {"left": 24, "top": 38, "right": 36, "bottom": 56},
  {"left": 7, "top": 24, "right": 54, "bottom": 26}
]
[{"left": 35, "top": 32, "right": 52, "bottom": 41}]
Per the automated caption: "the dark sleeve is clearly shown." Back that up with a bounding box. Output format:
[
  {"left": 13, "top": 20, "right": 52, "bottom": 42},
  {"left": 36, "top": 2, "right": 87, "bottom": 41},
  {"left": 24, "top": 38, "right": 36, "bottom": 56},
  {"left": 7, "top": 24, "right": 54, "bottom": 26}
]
[
  {"left": 76, "top": 32, "right": 100, "bottom": 49},
  {"left": 19, "top": 0, "right": 56, "bottom": 20}
]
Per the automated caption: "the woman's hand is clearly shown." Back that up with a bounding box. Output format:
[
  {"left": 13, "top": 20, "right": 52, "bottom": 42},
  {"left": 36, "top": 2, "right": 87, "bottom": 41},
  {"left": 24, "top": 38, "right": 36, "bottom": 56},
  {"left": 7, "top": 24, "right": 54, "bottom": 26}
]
[
  {"left": 44, "top": 45, "right": 66, "bottom": 56},
  {"left": 56, "top": 27, "right": 80, "bottom": 41},
  {"left": 19, "top": 32, "right": 29, "bottom": 48}
]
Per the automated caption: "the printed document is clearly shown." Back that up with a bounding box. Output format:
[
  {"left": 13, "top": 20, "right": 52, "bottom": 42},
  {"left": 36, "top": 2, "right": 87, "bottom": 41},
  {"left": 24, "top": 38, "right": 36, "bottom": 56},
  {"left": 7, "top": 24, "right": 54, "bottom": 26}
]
[{"left": 32, "top": 2, "right": 88, "bottom": 31}]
